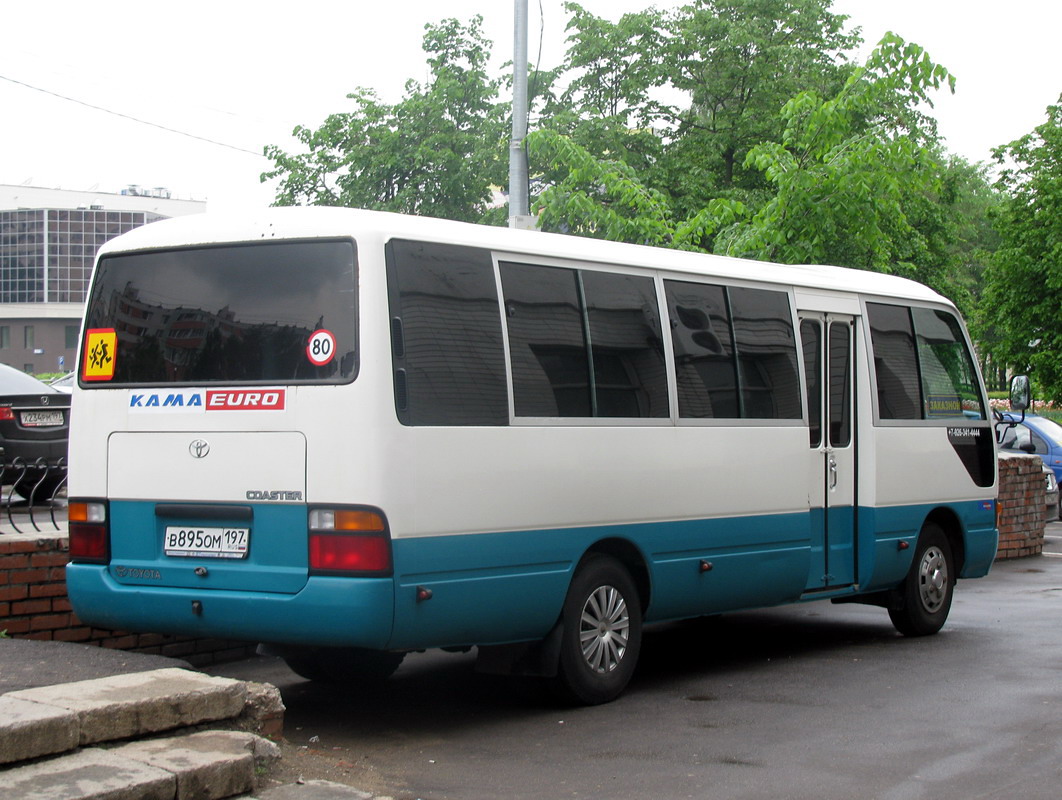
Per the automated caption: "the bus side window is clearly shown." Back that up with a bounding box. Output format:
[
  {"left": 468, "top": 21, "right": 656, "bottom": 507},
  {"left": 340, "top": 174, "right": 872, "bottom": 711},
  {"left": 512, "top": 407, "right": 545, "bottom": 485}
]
[
  {"left": 386, "top": 240, "right": 508, "bottom": 426},
  {"left": 500, "top": 263, "right": 668, "bottom": 418},
  {"left": 664, "top": 280, "right": 738, "bottom": 419},
  {"left": 728, "top": 287, "right": 801, "bottom": 419},
  {"left": 867, "top": 303, "right": 921, "bottom": 420}
]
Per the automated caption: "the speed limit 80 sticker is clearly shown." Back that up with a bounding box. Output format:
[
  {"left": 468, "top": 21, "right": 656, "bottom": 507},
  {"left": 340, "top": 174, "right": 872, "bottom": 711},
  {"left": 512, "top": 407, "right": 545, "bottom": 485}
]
[{"left": 306, "top": 329, "right": 337, "bottom": 366}]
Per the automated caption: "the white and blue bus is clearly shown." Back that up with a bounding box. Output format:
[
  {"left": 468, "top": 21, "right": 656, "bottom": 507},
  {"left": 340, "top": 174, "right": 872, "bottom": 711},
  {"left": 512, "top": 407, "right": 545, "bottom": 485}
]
[{"left": 66, "top": 208, "right": 997, "bottom": 704}]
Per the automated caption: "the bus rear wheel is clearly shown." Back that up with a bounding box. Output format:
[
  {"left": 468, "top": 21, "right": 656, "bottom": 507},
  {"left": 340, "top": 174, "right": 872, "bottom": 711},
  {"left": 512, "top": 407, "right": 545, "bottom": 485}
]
[
  {"left": 888, "top": 523, "right": 954, "bottom": 637},
  {"left": 552, "top": 554, "right": 642, "bottom": 705},
  {"left": 281, "top": 646, "right": 406, "bottom": 683}
]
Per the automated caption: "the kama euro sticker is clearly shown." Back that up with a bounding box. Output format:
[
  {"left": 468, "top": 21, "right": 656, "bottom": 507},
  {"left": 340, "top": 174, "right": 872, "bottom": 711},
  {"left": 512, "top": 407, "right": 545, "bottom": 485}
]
[{"left": 83, "top": 328, "right": 118, "bottom": 381}]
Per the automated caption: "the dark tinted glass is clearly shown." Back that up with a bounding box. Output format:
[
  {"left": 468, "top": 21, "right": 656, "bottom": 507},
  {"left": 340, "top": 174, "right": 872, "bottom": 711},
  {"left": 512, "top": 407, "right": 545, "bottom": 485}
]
[
  {"left": 84, "top": 240, "right": 357, "bottom": 385},
  {"left": 387, "top": 240, "right": 508, "bottom": 425},
  {"left": 912, "top": 307, "right": 985, "bottom": 420},
  {"left": 501, "top": 262, "right": 590, "bottom": 416},
  {"left": 867, "top": 303, "right": 921, "bottom": 419},
  {"left": 581, "top": 271, "right": 668, "bottom": 418},
  {"left": 800, "top": 319, "right": 822, "bottom": 446},
  {"left": 729, "top": 287, "right": 801, "bottom": 418},
  {"left": 665, "top": 280, "right": 738, "bottom": 418},
  {"left": 828, "top": 321, "right": 851, "bottom": 446}
]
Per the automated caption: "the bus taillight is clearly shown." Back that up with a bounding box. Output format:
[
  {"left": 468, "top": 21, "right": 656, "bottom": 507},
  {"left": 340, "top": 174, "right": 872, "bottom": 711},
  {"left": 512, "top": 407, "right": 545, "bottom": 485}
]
[
  {"left": 308, "top": 507, "right": 392, "bottom": 575},
  {"left": 68, "top": 500, "right": 109, "bottom": 563}
]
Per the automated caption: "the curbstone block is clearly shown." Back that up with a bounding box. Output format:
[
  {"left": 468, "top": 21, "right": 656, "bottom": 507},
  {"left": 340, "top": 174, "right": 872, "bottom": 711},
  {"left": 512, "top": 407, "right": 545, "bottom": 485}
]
[
  {"left": 6, "top": 667, "right": 247, "bottom": 745},
  {"left": 114, "top": 730, "right": 281, "bottom": 800},
  {"left": 2, "top": 747, "right": 175, "bottom": 800},
  {"left": 0, "top": 695, "right": 79, "bottom": 765}
]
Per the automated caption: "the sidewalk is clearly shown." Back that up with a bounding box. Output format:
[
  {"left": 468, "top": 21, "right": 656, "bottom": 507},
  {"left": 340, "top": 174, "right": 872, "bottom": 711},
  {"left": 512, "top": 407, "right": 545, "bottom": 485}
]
[{"left": 0, "top": 622, "right": 380, "bottom": 799}]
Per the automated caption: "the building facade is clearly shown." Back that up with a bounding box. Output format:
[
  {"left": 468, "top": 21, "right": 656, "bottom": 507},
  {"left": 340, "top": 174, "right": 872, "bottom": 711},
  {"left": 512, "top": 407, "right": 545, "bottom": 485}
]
[{"left": 0, "top": 185, "right": 205, "bottom": 374}]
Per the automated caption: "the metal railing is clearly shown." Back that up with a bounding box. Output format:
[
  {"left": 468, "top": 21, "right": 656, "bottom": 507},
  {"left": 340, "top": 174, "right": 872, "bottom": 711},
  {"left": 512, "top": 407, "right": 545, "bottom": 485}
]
[{"left": 0, "top": 458, "right": 68, "bottom": 533}]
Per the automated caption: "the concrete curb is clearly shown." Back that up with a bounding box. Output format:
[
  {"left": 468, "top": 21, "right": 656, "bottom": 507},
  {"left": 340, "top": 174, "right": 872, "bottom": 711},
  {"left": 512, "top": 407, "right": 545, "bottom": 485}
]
[
  {"left": 1, "top": 668, "right": 248, "bottom": 763},
  {"left": 0, "top": 667, "right": 285, "bottom": 800},
  {"left": 3, "top": 730, "right": 280, "bottom": 800}
]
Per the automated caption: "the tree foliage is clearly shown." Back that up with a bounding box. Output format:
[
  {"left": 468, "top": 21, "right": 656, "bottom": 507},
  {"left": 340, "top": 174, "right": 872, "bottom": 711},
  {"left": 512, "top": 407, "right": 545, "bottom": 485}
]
[
  {"left": 262, "top": 17, "right": 506, "bottom": 222},
  {"left": 976, "top": 98, "right": 1062, "bottom": 402},
  {"left": 262, "top": 2, "right": 999, "bottom": 326}
]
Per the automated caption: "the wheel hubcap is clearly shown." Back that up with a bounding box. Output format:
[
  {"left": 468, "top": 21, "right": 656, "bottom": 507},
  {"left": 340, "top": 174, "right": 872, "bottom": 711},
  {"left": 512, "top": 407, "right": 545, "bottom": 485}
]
[
  {"left": 917, "top": 546, "right": 949, "bottom": 613},
  {"left": 579, "top": 585, "right": 630, "bottom": 673}
]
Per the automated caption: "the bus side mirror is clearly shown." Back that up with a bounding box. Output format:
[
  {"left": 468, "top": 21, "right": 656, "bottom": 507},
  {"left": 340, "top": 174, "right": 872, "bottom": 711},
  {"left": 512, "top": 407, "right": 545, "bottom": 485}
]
[{"left": 1009, "top": 375, "right": 1031, "bottom": 413}]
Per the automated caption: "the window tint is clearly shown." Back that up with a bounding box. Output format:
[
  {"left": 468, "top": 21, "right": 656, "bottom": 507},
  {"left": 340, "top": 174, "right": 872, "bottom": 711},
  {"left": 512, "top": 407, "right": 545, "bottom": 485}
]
[
  {"left": 867, "top": 303, "right": 921, "bottom": 419},
  {"left": 868, "top": 303, "right": 985, "bottom": 422},
  {"left": 666, "top": 281, "right": 800, "bottom": 419},
  {"left": 386, "top": 240, "right": 508, "bottom": 425},
  {"left": 84, "top": 241, "right": 357, "bottom": 385},
  {"left": 501, "top": 263, "right": 667, "bottom": 418},
  {"left": 666, "top": 281, "right": 738, "bottom": 418},
  {"left": 581, "top": 270, "right": 668, "bottom": 417},
  {"left": 801, "top": 320, "right": 822, "bottom": 447},
  {"left": 912, "top": 307, "right": 985, "bottom": 421},
  {"left": 828, "top": 321, "right": 851, "bottom": 447},
  {"left": 728, "top": 287, "right": 801, "bottom": 419}
]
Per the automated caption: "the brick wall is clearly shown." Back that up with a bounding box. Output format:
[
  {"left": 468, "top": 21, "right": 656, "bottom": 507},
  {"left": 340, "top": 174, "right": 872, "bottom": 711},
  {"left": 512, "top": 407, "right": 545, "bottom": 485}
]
[
  {"left": 995, "top": 451, "right": 1046, "bottom": 559},
  {"left": 0, "top": 532, "right": 256, "bottom": 665}
]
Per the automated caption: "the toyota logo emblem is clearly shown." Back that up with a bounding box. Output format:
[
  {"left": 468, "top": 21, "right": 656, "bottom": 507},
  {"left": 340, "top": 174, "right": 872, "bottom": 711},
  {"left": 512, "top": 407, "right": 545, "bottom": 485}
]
[{"left": 189, "top": 439, "right": 210, "bottom": 459}]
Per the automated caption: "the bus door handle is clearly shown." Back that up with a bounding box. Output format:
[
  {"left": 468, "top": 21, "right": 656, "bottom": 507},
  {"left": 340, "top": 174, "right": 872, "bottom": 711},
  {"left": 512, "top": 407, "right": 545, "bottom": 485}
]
[{"left": 828, "top": 454, "right": 838, "bottom": 490}]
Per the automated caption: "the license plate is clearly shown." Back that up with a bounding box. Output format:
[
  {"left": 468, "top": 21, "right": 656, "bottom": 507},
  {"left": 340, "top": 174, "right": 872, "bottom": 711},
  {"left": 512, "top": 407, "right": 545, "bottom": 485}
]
[
  {"left": 21, "top": 410, "right": 63, "bottom": 427},
  {"left": 164, "top": 526, "right": 250, "bottom": 559}
]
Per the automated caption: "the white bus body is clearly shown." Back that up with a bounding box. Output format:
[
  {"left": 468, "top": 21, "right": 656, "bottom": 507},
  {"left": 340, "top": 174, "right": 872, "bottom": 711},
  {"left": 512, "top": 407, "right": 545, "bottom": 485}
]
[{"left": 67, "top": 208, "right": 997, "bottom": 703}]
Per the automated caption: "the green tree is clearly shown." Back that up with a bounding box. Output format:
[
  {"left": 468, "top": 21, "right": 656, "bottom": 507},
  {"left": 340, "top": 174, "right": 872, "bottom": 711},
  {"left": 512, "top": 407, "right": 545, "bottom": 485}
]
[
  {"left": 976, "top": 98, "right": 1062, "bottom": 402},
  {"left": 702, "top": 35, "right": 956, "bottom": 282},
  {"left": 262, "top": 17, "right": 507, "bottom": 222},
  {"left": 660, "top": 0, "right": 858, "bottom": 207}
]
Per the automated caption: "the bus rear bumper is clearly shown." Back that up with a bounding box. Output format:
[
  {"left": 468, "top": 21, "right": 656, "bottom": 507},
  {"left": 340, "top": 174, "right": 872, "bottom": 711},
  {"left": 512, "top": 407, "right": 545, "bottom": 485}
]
[{"left": 65, "top": 565, "right": 395, "bottom": 648}]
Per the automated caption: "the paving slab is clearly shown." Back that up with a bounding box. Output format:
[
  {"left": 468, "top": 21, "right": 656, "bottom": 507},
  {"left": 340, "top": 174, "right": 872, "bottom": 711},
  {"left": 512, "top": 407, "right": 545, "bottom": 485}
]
[
  {"left": 115, "top": 730, "right": 280, "bottom": 800},
  {"left": 3, "top": 747, "right": 175, "bottom": 800},
  {"left": 0, "top": 694, "right": 79, "bottom": 765},
  {"left": 6, "top": 667, "right": 247, "bottom": 745}
]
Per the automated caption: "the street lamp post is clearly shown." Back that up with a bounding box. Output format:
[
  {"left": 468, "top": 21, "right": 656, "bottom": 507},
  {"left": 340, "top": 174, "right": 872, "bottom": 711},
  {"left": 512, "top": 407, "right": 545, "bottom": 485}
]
[{"left": 509, "top": 0, "right": 534, "bottom": 230}]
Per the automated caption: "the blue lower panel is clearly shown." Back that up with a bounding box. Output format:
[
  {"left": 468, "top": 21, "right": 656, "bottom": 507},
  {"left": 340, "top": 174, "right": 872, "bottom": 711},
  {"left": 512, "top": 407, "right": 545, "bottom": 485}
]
[
  {"left": 66, "top": 565, "right": 395, "bottom": 648},
  {"left": 389, "top": 513, "right": 812, "bottom": 649},
  {"left": 857, "top": 499, "right": 998, "bottom": 591}
]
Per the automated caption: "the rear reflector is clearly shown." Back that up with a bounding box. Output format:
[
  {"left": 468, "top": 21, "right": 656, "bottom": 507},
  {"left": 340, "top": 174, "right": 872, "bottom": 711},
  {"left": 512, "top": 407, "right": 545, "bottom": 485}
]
[
  {"left": 69, "top": 525, "right": 109, "bottom": 562},
  {"left": 68, "top": 500, "right": 109, "bottom": 563},
  {"left": 309, "top": 533, "right": 391, "bottom": 574}
]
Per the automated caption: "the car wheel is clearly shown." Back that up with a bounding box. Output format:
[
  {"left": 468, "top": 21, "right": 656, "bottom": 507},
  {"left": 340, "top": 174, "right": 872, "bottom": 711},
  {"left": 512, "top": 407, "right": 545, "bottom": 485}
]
[
  {"left": 888, "top": 523, "right": 954, "bottom": 637},
  {"left": 552, "top": 554, "right": 642, "bottom": 705}
]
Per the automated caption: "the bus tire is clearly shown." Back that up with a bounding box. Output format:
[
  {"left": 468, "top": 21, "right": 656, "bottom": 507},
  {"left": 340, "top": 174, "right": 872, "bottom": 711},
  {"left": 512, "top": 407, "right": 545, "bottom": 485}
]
[
  {"left": 552, "top": 554, "right": 642, "bottom": 705},
  {"left": 888, "top": 523, "right": 954, "bottom": 637},
  {"left": 282, "top": 647, "right": 405, "bottom": 683}
]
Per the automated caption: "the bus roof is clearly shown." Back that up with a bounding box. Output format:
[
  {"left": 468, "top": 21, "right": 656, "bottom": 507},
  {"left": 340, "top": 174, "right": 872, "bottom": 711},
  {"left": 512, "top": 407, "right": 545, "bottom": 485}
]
[{"left": 98, "top": 206, "right": 950, "bottom": 307}]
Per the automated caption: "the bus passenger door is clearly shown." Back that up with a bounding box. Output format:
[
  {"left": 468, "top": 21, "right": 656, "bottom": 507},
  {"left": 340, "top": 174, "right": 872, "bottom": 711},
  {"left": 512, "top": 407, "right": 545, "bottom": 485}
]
[{"left": 801, "top": 314, "right": 856, "bottom": 590}]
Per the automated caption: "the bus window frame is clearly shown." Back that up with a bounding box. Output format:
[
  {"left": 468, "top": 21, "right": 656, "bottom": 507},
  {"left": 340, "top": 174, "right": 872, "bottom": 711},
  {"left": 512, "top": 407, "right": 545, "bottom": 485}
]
[{"left": 862, "top": 298, "right": 989, "bottom": 428}]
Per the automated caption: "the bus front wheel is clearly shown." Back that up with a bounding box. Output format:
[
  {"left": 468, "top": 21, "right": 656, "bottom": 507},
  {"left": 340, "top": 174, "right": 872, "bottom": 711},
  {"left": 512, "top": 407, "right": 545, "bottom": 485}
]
[
  {"left": 888, "top": 523, "right": 954, "bottom": 637},
  {"left": 552, "top": 554, "right": 642, "bottom": 705}
]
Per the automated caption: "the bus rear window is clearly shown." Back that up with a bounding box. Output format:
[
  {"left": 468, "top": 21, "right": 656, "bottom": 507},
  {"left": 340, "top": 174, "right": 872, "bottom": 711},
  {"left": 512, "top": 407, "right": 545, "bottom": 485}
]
[{"left": 82, "top": 240, "right": 357, "bottom": 385}]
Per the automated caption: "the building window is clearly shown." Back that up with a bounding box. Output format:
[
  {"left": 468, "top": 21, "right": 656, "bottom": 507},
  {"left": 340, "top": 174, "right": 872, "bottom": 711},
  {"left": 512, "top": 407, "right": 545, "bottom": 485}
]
[
  {"left": 24, "top": 325, "right": 34, "bottom": 349},
  {"left": 65, "top": 325, "right": 80, "bottom": 349},
  {"left": 0, "top": 326, "right": 8, "bottom": 349}
]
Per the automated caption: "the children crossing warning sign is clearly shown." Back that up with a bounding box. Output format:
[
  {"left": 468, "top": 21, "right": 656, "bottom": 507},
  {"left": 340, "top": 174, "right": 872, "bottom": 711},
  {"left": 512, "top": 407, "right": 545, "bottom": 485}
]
[{"left": 83, "top": 328, "right": 117, "bottom": 381}]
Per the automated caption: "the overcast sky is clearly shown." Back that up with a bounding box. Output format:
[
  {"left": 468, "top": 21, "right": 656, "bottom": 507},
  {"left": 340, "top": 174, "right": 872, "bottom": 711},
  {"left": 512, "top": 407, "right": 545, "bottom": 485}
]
[{"left": 2, "top": 1, "right": 1060, "bottom": 210}]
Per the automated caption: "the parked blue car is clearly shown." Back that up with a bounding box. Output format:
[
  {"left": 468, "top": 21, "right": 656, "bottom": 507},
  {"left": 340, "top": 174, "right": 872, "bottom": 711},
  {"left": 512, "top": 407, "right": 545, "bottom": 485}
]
[{"left": 999, "top": 412, "right": 1062, "bottom": 519}]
